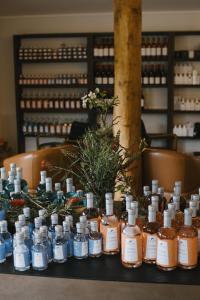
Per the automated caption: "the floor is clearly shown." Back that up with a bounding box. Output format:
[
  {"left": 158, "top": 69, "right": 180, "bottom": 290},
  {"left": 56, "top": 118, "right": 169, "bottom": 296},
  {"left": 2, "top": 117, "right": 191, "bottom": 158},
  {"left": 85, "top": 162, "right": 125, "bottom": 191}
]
[{"left": 0, "top": 275, "right": 200, "bottom": 300}]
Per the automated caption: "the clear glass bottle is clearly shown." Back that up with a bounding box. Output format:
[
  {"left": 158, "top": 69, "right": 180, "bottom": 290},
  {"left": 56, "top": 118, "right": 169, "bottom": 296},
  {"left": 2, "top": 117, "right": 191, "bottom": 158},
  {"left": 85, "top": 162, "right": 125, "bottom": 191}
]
[
  {"left": 38, "top": 208, "right": 47, "bottom": 226},
  {"left": 151, "top": 195, "right": 163, "bottom": 226},
  {"left": 120, "top": 195, "right": 133, "bottom": 231},
  {"left": 88, "top": 220, "right": 102, "bottom": 258},
  {"left": 23, "top": 207, "right": 34, "bottom": 235},
  {"left": 48, "top": 213, "right": 58, "bottom": 242},
  {"left": 39, "top": 225, "right": 53, "bottom": 263},
  {"left": 178, "top": 208, "right": 198, "bottom": 269},
  {"left": 13, "top": 232, "right": 30, "bottom": 271},
  {"left": 156, "top": 210, "right": 178, "bottom": 271},
  {"left": 31, "top": 232, "right": 48, "bottom": 271},
  {"left": 32, "top": 217, "right": 42, "bottom": 241},
  {"left": 63, "top": 221, "right": 73, "bottom": 258},
  {"left": 143, "top": 205, "right": 160, "bottom": 264},
  {"left": 16, "top": 167, "right": 28, "bottom": 193},
  {"left": 73, "top": 222, "right": 88, "bottom": 259},
  {"left": 121, "top": 208, "right": 142, "bottom": 268},
  {"left": 5, "top": 171, "right": 15, "bottom": 196},
  {"left": 100, "top": 195, "right": 120, "bottom": 255},
  {"left": 53, "top": 225, "right": 67, "bottom": 263},
  {"left": 0, "top": 220, "right": 12, "bottom": 257},
  {"left": 21, "top": 225, "right": 33, "bottom": 260},
  {"left": 82, "top": 192, "right": 99, "bottom": 226},
  {"left": 36, "top": 170, "right": 47, "bottom": 195}
]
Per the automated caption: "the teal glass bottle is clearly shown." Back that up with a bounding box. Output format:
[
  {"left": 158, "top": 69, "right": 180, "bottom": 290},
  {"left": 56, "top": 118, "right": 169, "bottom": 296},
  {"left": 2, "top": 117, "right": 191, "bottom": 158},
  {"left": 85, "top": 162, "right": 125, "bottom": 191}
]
[
  {"left": 16, "top": 167, "right": 28, "bottom": 193},
  {"left": 55, "top": 190, "right": 66, "bottom": 205},
  {"left": 0, "top": 168, "right": 8, "bottom": 190},
  {"left": 5, "top": 171, "right": 15, "bottom": 196},
  {"left": 10, "top": 179, "right": 26, "bottom": 207},
  {"left": 36, "top": 170, "right": 47, "bottom": 196},
  {"left": 42, "top": 177, "right": 56, "bottom": 202},
  {"left": 13, "top": 232, "right": 30, "bottom": 272}
]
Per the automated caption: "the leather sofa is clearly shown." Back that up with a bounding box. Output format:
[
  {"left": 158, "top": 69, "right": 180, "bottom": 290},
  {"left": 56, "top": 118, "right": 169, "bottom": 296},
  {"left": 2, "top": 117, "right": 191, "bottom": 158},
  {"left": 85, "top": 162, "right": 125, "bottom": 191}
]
[{"left": 3, "top": 146, "right": 200, "bottom": 195}]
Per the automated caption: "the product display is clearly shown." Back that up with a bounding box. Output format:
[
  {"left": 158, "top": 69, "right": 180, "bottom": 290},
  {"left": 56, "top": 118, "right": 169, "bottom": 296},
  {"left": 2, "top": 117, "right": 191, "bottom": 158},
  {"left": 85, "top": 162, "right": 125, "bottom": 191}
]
[
  {"left": 142, "top": 64, "right": 167, "bottom": 85},
  {"left": 173, "top": 123, "right": 195, "bottom": 137},
  {"left": 174, "top": 95, "right": 200, "bottom": 111},
  {"left": 174, "top": 63, "right": 200, "bottom": 85},
  {"left": 141, "top": 36, "right": 168, "bottom": 59}
]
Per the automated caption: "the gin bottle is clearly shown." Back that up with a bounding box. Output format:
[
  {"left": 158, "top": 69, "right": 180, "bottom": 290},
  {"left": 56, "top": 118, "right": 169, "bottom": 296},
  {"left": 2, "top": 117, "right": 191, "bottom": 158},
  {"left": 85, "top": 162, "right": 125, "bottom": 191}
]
[
  {"left": 32, "top": 217, "right": 42, "bottom": 241},
  {"left": 55, "top": 182, "right": 61, "bottom": 192},
  {"left": 0, "top": 220, "right": 12, "bottom": 257},
  {"left": 16, "top": 167, "right": 28, "bottom": 193},
  {"left": 36, "top": 171, "right": 47, "bottom": 195},
  {"left": 10, "top": 179, "right": 26, "bottom": 206},
  {"left": 32, "top": 232, "right": 48, "bottom": 271},
  {"left": 38, "top": 209, "right": 47, "bottom": 226},
  {"left": 82, "top": 192, "right": 99, "bottom": 226},
  {"left": 13, "top": 232, "right": 30, "bottom": 271},
  {"left": 0, "top": 167, "right": 8, "bottom": 189},
  {"left": 53, "top": 225, "right": 67, "bottom": 263},
  {"left": 21, "top": 226, "right": 33, "bottom": 260},
  {"left": 39, "top": 225, "right": 53, "bottom": 263},
  {"left": 88, "top": 220, "right": 102, "bottom": 258},
  {"left": 48, "top": 213, "right": 58, "bottom": 241},
  {"left": 63, "top": 221, "right": 73, "bottom": 257},
  {"left": 42, "top": 177, "right": 56, "bottom": 202},
  {"left": 73, "top": 222, "right": 88, "bottom": 259},
  {"left": 121, "top": 208, "right": 142, "bottom": 268},
  {"left": 23, "top": 207, "right": 34, "bottom": 235},
  {"left": 120, "top": 195, "right": 133, "bottom": 231}
]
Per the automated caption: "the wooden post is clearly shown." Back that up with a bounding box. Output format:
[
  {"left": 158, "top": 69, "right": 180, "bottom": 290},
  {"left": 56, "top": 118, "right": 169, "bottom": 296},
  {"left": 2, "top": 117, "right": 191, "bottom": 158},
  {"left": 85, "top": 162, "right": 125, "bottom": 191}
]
[{"left": 113, "top": 0, "right": 142, "bottom": 196}]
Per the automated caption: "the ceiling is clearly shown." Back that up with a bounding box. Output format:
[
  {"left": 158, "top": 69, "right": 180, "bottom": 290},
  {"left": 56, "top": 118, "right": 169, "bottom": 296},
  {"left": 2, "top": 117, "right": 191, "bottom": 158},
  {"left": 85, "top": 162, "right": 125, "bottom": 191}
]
[{"left": 0, "top": 0, "right": 200, "bottom": 17}]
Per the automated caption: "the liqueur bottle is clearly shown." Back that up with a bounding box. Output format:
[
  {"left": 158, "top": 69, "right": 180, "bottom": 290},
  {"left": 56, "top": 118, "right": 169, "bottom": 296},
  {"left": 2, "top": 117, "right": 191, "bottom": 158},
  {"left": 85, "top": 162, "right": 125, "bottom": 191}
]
[
  {"left": 156, "top": 210, "right": 178, "bottom": 271},
  {"left": 16, "top": 167, "right": 28, "bottom": 193},
  {"left": 13, "top": 232, "right": 30, "bottom": 272},
  {"left": 151, "top": 195, "right": 163, "bottom": 226},
  {"left": 88, "top": 220, "right": 102, "bottom": 258},
  {"left": 36, "top": 171, "right": 47, "bottom": 195},
  {"left": 73, "top": 222, "right": 88, "bottom": 259},
  {"left": 39, "top": 225, "right": 53, "bottom": 263},
  {"left": 120, "top": 195, "right": 133, "bottom": 231},
  {"left": 53, "top": 225, "right": 67, "bottom": 263},
  {"left": 0, "top": 220, "right": 12, "bottom": 257},
  {"left": 63, "top": 221, "right": 73, "bottom": 258},
  {"left": 82, "top": 192, "right": 99, "bottom": 226},
  {"left": 177, "top": 208, "right": 198, "bottom": 269},
  {"left": 121, "top": 208, "right": 142, "bottom": 268},
  {"left": 31, "top": 232, "right": 48, "bottom": 271},
  {"left": 100, "top": 195, "right": 120, "bottom": 255},
  {"left": 143, "top": 205, "right": 160, "bottom": 264}
]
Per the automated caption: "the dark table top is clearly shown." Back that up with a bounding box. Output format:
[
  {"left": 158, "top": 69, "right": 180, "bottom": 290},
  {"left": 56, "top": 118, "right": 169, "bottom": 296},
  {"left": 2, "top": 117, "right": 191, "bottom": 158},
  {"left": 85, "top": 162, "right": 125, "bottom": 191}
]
[{"left": 1, "top": 254, "right": 200, "bottom": 285}]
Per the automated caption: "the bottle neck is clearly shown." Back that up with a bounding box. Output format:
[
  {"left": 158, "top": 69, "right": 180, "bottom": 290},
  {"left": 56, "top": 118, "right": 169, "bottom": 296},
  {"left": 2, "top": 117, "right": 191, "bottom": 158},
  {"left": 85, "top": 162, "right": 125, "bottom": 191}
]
[
  {"left": 163, "top": 215, "right": 171, "bottom": 228},
  {"left": 14, "top": 183, "right": 21, "bottom": 193},
  {"left": 148, "top": 210, "right": 156, "bottom": 223},
  {"left": 184, "top": 213, "right": 192, "bottom": 226},
  {"left": 16, "top": 171, "right": 22, "bottom": 180},
  {"left": 174, "top": 186, "right": 181, "bottom": 195},
  {"left": 106, "top": 201, "right": 113, "bottom": 216},
  {"left": 87, "top": 198, "right": 94, "bottom": 209},
  {"left": 1, "top": 171, "right": 7, "bottom": 181},
  {"left": 8, "top": 176, "right": 14, "bottom": 184},
  {"left": 40, "top": 174, "right": 46, "bottom": 184},
  {"left": 0, "top": 181, "right": 3, "bottom": 193},
  {"left": 46, "top": 182, "right": 52, "bottom": 192},
  {"left": 128, "top": 213, "right": 136, "bottom": 226},
  {"left": 67, "top": 183, "right": 73, "bottom": 193},
  {"left": 152, "top": 183, "right": 158, "bottom": 194}
]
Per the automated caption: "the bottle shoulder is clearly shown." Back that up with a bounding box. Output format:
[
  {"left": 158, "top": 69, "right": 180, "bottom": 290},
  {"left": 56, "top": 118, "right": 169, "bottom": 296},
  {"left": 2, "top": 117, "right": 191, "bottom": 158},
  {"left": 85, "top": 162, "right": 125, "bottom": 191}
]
[
  {"left": 122, "top": 224, "right": 141, "bottom": 237},
  {"left": 157, "top": 227, "right": 177, "bottom": 239},
  {"left": 143, "top": 221, "right": 160, "bottom": 234},
  {"left": 178, "top": 225, "right": 198, "bottom": 238}
]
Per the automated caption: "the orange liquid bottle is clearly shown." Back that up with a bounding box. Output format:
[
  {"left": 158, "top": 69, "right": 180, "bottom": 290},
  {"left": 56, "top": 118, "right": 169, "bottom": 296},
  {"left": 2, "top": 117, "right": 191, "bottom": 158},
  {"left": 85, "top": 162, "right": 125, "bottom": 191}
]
[
  {"left": 189, "top": 200, "right": 200, "bottom": 254},
  {"left": 172, "top": 195, "right": 184, "bottom": 230},
  {"left": 120, "top": 195, "right": 133, "bottom": 232},
  {"left": 151, "top": 195, "right": 163, "bottom": 226},
  {"left": 178, "top": 208, "right": 198, "bottom": 269},
  {"left": 121, "top": 208, "right": 142, "bottom": 268},
  {"left": 156, "top": 210, "right": 178, "bottom": 271},
  {"left": 130, "top": 201, "right": 144, "bottom": 230}
]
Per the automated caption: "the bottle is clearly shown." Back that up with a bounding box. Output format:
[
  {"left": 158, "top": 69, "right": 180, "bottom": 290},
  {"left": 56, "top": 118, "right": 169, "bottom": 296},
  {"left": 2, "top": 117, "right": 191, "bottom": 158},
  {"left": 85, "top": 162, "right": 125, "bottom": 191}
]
[
  {"left": 42, "top": 177, "right": 56, "bottom": 202},
  {"left": 130, "top": 201, "right": 143, "bottom": 230},
  {"left": 73, "top": 222, "right": 88, "bottom": 259},
  {"left": 88, "top": 220, "right": 102, "bottom": 258},
  {"left": 13, "top": 221, "right": 22, "bottom": 249},
  {"left": 63, "top": 221, "right": 73, "bottom": 257},
  {"left": 31, "top": 232, "right": 48, "bottom": 271},
  {"left": 0, "top": 167, "right": 8, "bottom": 189},
  {"left": 55, "top": 190, "right": 66, "bottom": 205},
  {"left": 143, "top": 205, "right": 160, "bottom": 264},
  {"left": 32, "top": 217, "right": 42, "bottom": 241},
  {"left": 21, "top": 225, "right": 33, "bottom": 259},
  {"left": 36, "top": 171, "right": 47, "bottom": 195},
  {"left": 191, "top": 194, "right": 200, "bottom": 216},
  {"left": 100, "top": 194, "right": 120, "bottom": 255},
  {"left": 157, "top": 187, "right": 167, "bottom": 211},
  {"left": 18, "top": 214, "right": 26, "bottom": 228},
  {"left": 0, "top": 231, "right": 6, "bottom": 263},
  {"left": 65, "top": 215, "right": 74, "bottom": 234},
  {"left": 38, "top": 209, "right": 47, "bottom": 226},
  {"left": 171, "top": 181, "right": 186, "bottom": 212},
  {"left": 13, "top": 232, "right": 30, "bottom": 271},
  {"left": 16, "top": 167, "right": 28, "bottom": 193},
  {"left": 54, "top": 182, "right": 61, "bottom": 192},
  {"left": 171, "top": 195, "right": 184, "bottom": 230},
  {"left": 189, "top": 200, "right": 200, "bottom": 253},
  {"left": 178, "top": 208, "right": 198, "bottom": 269},
  {"left": 167, "top": 203, "right": 177, "bottom": 229},
  {"left": 79, "top": 215, "right": 89, "bottom": 237},
  {"left": 0, "top": 180, "right": 6, "bottom": 220},
  {"left": 82, "top": 192, "right": 99, "bottom": 226},
  {"left": 48, "top": 213, "right": 58, "bottom": 241},
  {"left": 5, "top": 171, "right": 15, "bottom": 196},
  {"left": 120, "top": 195, "right": 133, "bottom": 231},
  {"left": 151, "top": 196, "right": 163, "bottom": 226},
  {"left": 10, "top": 179, "right": 26, "bottom": 206},
  {"left": 156, "top": 210, "right": 178, "bottom": 271},
  {"left": 0, "top": 220, "right": 12, "bottom": 257},
  {"left": 39, "top": 225, "right": 53, "bottom": 263},
  {"left": 121, "top": 208, "right": 142, "bottom": 268},
  {"left": 53, "top": 225, "right": 67, "bottom": 263},
  {"left": 142, "top": 186, "right": 151, "bottom": 210},
  {"left": 23, "top": 207, "right": 34, "bottom": 235},
  {"left": 151, "top": 180, "right": 165, "bottom": 212},
  {"left": 65, "top": 178, "right": 76, "bottom": 199},
  {"left": 10, "top": 163, "right": 16, "bottom": 177}
]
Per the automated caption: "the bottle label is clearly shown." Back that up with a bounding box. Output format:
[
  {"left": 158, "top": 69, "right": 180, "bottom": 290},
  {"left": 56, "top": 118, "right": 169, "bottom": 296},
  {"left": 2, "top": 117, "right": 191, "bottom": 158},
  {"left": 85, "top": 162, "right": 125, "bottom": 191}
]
[
  {"left": 156, "top": 238, "right": 177, "bottom": 267},
  {"left": 162, "top": 47, "right": 168, "bottom": 56},
  {"left": 124, "top": 238, "right": 138, "bottom": 262},
  {"left": 156, "top": 47, "right": 161, "bottom": 56},
  {"left": 106, "top": 227, "right": 118, "bottom": 250},
  {"left": 178, "top": 237, "right": 198, "bottom": 266},
  {"left": 14, "top": 252, "right": 29, "bottom": 268},
  {"left": 109, "top": 48, "right": 114, "bottom": 57},
  {"left": 143, "top": 233, "right": 157, "bottom": 260},
  {"left": 89, "top": 238, "right": 102, "bottom": 255},
  {"left": 32, "top": 252, "right": 45, "bottom": 268},
  {"left": 73, "top": 241, "right": 88, "bottom": 257},
  {"left": 54, "top": 244, "right": 65, "bottom": 260}
]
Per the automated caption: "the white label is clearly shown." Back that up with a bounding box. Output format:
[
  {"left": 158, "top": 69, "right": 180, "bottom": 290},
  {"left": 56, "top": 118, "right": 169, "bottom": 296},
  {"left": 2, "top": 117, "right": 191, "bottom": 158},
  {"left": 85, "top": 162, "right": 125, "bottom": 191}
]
[
  {"left": 89, "top": 239, "right": 102, "bottom": 255},
  {"left": 155, "top": 77, "right": 160, "bottom": 85},
  {"left": 146, "top": 234, "right": 157, "bottom": 259},
  {"left": 197, "top": 229, "right": 200, "bottom": 251},
  {"left": 151, "top": 47, "right": 156, "bottom": 56},
  {"left": 141, "top": 48, "right": 145, "bottom": 57},
  {"left": 161, "top": 77, "right": 167, "bottom": 85},
  {"left": 124, "top": 238, "right": 138, "bottom": 262},
  {"left": 33, "top": 252, "right": 43, "bottom": 267},
  {"left": 156, "top": 47, "right": 161, "bottom": 56},
  {"left": 15, "top": 253, "right": 25, "bottom": 268},
  {"left": 106, "top": 227, "right": 118, "bottom": 250},
  {"left": 149, "top": 77, "right": 154, "bottom": 85},
  {"left": 178, "top": 239, "right": 188, "bottom": 264},
  {"left": 157, "top": 239, "right": 169, "bottom": 266},
  {"left": 54, "top": 245, "right": 64, "bottom": 260},
  {"left": 162, "top": 47, "right": 168, "bottom": 56},
  {"left": 94, "top": 48, "right": 99, "bottom": 57},
  {"left": 82, "top": 241, "right": 88, "bottom": 256},
  {"left": 109, "top": 48, "right": 114, "bottom": 57},
  {"left": 143, "top": 77, "right": 148, "bottom": 85},
  {"left": 103, "top": 48, "right": 109, "bottom": 56}
]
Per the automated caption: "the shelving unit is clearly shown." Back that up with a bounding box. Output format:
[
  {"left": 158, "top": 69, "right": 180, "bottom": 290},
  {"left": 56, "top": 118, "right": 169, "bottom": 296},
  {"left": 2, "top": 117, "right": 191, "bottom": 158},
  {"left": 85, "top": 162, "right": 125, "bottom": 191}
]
[{"left": 13, "top": 31, "right": 200, "bottom": 154}]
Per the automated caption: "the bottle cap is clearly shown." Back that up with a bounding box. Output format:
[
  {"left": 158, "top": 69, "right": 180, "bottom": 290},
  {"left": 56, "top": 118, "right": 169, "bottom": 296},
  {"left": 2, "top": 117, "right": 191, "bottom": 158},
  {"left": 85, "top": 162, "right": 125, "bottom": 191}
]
[
  {"left": 39, "top": 225, "right": 48, "bottom": 236},
  {"left": 148, "top": 205, "right": 155, "bottom": 213},
  {"left": 105, "top": 193, "right": 112, "bottom": 200},
  {"left": 51, "top": 213, "right": 58, "bottom": 225},
  {"left": 21, "top": 226, "right": 30, "bottom": 238},
  {"left": 72, "top": 186, "right": 76, "bottom": 192},
  {"left": 18, "top": 214, "right": 26, "bottom": 225},
  {"left": 125, "top": 195, "right": 133, "bottom": 202},
  {"left": 175, "top": 181, "right": 182, "bottom": 187},
  {"left": 15, "top": 221, "right": 22, "bottom": 231},
  {"left": 79, "top": 215, "right": 87, "bottom": 224},
  {"left": 34, "top": 217, "right": 42, "bottom": 228},
  {"left": 86, "top": 192, "right": 93, "bottom": 200},
  {"left": 163, "top": 210, "right": 171, "bottom": 228},
  {"left": 23, "top": 207, "right": 30, "bottom": 218},
  {"left": 39, "top": 209, "right": 46, "bottom": 217},
  {"left": 14, "top": 179, "right": 21, "bottom": 185},
  {"left": 184, "top": 208, "right": 192, "bottom": 226},
  {"left": 8, "top": 171, "right": 14, "bottom": 177},
  {"left": 151, "top": 195, "right": 159, "bottom": 202},
  {"left": 0, "top": 167, "right": 7, "bottom": 180},
  {"left": 90, "top": 220, "right": 98, "bottom": 232},
  {"left": 10, "top": 163, "right": 16, "bottom": 169},
  {"left": 66, "top": 178, "right": 73, "bottom": 184},
  {"left": 55, "top": 182, "right": 61, "bottom": 191},
  {"left": 46, "top": 177, "right": 52, "bottom": 183},
  {"left": 40, "top": 170, "right": 47, "bottom": 176},
  {"left": 86, "top": 192, "right": 94, "bottom": 208},
  {"left": 76, "top": 190, "right": 83, "bottom": 197},
  {"left": 55, "top": 225, "right": 63, "bottom": 233},
  {"left": 127, "top": 208, "right": 136, "bottom": 225},
  {"left": 0, "top": 220, "right": 7, "bottom": 231},
  {"left": 63, "top": 221, "right": 70, "bottom": 231},
  {"left": 189, "top": 200, "right": 197, "bottom": 217},
  {"left": 158, "top": 187, "right": 164, "bottom": 194},
  {"left": 16, "top": 167, "right": 22, "bottom": 172}
]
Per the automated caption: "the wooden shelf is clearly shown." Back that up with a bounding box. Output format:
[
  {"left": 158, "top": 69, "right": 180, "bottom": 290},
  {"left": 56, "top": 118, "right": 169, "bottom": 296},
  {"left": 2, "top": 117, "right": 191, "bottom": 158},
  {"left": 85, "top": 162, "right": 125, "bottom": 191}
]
[
  {"left": 19, "top": 84, "right": 88, "bottom": 89},
  {"left": 173, "top": 110, "right": 200, "bottom": 114},
  {"left": 17, "top": 58, "right": 88, "bottom": 63},
  {"left": 174, "top": 84, "right": 200, "bottom": 88},
  {"left": 142, "top": 109, "right": 167, "bottom": 114},
  {"left": 174, "top": 58, "right": 200, "bottom": 62},
  {"left": 142, "top": 84, "right": 168, "bottom": 88},
  {"left": 22, "top": 109, "right": 88, "bottom": 113}
]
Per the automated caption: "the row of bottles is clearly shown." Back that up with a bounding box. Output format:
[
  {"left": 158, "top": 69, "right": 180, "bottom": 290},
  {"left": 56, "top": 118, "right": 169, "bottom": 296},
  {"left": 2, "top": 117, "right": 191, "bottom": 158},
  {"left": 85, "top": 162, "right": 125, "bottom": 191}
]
[
  {"left": 174, "top": 95, "right": 200, "bottom": 111},
  {"left": 141, "top": 36, "right": 168, "bottom": 59},
  {"left": 93, "top": 37, "right": 114, "bottom": 58},
  {"left": 173, "top": 123, "right": 195, "bottom": 137},
  {"left": 18, "top": 44, "right": 87, "bottom": 61},
  {"left": 22, "top": 120, "right": 72, "bottom": 136},
  {"left": 174, "top": 63, "right": 200, "bottom": 85},
  {"left": 174, "top": 50, "right": 200, "bottom": 60},
  {"left": 19, "top": 73, "right": 88, "bottom": 86},
  {"left": 142, "top": 64, "right": 167, "bottom": 85},
  {"left": 20, "top": 98, "right": 85, "bottom": 110},
  {"left": 94, "top": 64, "right": 114, "bottom": 85}
]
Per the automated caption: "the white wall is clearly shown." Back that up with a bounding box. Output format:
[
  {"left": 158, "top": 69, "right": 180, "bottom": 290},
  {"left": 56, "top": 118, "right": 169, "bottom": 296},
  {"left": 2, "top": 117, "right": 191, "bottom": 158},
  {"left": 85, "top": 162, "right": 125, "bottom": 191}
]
[{"left": 0, "top": 10, "right": 200, "bottom": 153}]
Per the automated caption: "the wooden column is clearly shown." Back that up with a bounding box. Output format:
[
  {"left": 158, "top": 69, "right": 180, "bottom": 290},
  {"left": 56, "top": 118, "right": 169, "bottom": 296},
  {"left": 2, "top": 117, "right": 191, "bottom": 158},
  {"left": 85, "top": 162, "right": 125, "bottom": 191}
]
[{"left": 113, "top": 0, "right": 142, "bottom": 196}]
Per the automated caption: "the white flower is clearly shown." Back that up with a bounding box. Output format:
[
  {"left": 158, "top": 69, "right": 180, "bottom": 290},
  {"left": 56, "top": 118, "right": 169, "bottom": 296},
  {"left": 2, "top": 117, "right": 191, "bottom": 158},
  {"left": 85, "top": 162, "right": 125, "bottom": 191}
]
[
  {"left": 95, "top": 88, "right": 100, "bottom": 93},
  {"left": 88, "top": 91, "right": 93, "bottom": 98},
  {"left": 90, "top": 92, "right": 97, "bottom": 100}
]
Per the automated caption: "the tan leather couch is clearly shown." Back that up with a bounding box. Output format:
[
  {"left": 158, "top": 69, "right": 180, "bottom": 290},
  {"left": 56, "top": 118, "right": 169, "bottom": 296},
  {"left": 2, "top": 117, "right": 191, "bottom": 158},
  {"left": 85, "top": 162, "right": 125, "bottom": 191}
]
[{"left": 3, "top": 146, "right": 200, "bottom": 195}]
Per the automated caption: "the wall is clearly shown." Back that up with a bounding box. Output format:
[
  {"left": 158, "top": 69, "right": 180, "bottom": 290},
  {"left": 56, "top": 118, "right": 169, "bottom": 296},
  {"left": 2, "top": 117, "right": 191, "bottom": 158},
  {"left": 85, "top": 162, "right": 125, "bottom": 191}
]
[{"left": 0, "top": 10, "right": 200, "bottom": 153}]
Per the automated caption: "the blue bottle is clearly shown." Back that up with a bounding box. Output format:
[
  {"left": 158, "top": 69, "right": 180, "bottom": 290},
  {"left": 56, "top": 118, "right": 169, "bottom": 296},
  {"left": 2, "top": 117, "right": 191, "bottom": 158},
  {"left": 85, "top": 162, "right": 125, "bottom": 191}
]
[
  {"left": 13, "top": 232, "right": 30, "bottom": 271},
  {"left": 31, "top": 232, "right": 48, "bottom": 271},
  {"left": 88, "top": 220, "right": 102, "bottom": 258},
  {"left": 39, "top": 225, "right": 53, "bottom": 263},
  {"left": 53, "top": 225, "right": 67, "bottom": 263},
  {"left": 0, "top": 220, "right": 12, "bottom": 257},
  {"left": 32, "top": 217, "right": 42, "bottom": 241},
  {"left": 38, "top": 209, "right": 47, "bottom": 226},
  {"left": 73, "top": 222, "right": 88, "bottom": 259},
  {"left": 23, "top": 207, "right": 34, "bottom": 235},
  {"left": 13, "top": 221, "right": 22, "bottom": 249},
  {"left": 0, "top": 234, "right": 6, "bottom": 263},
  {"left": 63, "top": 221, "right": 73, "bottom": 257},
  {"left": 21, "top": 225, "right": 33, "bottom": 261},
  {"left": 48, "top": 213, "right": 58, "bottom": 242}
]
